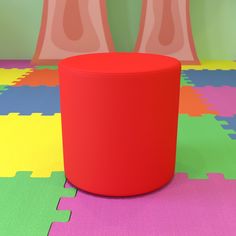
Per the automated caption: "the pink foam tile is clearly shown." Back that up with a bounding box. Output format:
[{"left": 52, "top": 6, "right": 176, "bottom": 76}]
[
  {"left": 195, "top": 86, "right": 236, "bottom": 116},
  {"left": 0, "top": 60, "right": 32, "bottom": 69},
  {"left": 50, "top": 174, "right": 236, "bottom": 236}
]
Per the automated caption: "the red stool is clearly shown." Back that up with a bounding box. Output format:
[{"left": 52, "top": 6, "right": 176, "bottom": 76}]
[{"left": 59, "top": 53, "right": 181, "bottom": 196}]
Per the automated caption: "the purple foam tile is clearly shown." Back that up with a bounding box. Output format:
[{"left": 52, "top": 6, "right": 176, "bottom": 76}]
[
  {"left": 0, "top": 60, "right": 32, "bottom": 69},
  {"left": 50, "top": 174, "right": 236, "bottom": 236},
  {"left": 195, "top": 86, "right": 236, "bottom": 117}
]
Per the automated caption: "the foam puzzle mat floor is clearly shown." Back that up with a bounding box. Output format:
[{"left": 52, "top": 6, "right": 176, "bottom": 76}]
[{"left": 0, "top": 60, "right": 236, "bottom": 235}]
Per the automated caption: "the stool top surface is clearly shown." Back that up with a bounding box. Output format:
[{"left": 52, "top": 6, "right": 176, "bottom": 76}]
[{"left": 59, "top": 53, "right": 180, "bottom": 75}]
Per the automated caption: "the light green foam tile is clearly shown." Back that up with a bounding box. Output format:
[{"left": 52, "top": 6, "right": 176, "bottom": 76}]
[
  {"left": 0, "top": 85, "right": 7, "bottom": 91},
  {"left": 0, "top": 85, "right": 9, "bottom": 94},
  {"left": 176, "top": 115, "right": 236, "bottom": 179},
  {"left": 35, "top": 65, "right": 58, "bottom": 70},
  {"left": 181, "top": 73, "right": 193, "bottom": 86},
  {"left": 0, "top": 172, "right": 76, "bottom": 236}
]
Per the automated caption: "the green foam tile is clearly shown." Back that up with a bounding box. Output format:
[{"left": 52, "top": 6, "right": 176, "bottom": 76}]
[
  {"left": 180, "top": 73, "right": 193, "bottom": 86},
  {"left": 176, "top": 115, "right": 236, "bottom": 179},
  {"left": 35, "top": 66, "right": 58, "bottom": 70},
  {"left": 0, "top": 85, "right": 8, "bottom": 94},
  {"left": 0, "top": 172, "right": 76, "bottom": 236}
]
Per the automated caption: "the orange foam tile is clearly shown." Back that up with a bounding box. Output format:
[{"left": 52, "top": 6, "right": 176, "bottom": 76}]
[
  {"left": 14, "top": 69, "right": 59, "bottom": 86},
  {"left": 179, "top": 86, "right": 218, "bottom": 116}
]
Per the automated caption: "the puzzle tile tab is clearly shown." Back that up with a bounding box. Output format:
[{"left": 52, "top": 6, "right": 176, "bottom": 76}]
[
  {"left": 14, "top": 69, "right": 59, "bottom": 86},
  {"left": 0, "top": 86, "right": 60, "bottom": 115},
  {"left": 0, "top": 114, "right": 63, "bottom": 177},
  {"left": 0, "top": 68, "right": 32, "bottom": 85},
  {"left": 184, "top": 70, "right": 236, "bottom": 87},
  {"left": 176, "top": 115, "right": 236, "bottom": 179},
  {"left": 215, "top": 116, "right": 236, "bottom": 140},
  {"left": 180, "top": 73, "right": 193, "bottom": 86},
  {"left": 195, "top": 86, "right": 236, "bottom": 116},
  {"left": 50, "top": 174, "right": 236, "bottom": 236},
  {"left": 35, "top": 65, "right": 58, "bottom": 70},
  {"left": 0, "top": 85, "right": 8, "bottom": 94},
  {"left": 179, "top": 86, "right": 218, "bottom": 116},
  {"left": 0, "top": 172, "right": 76, "bottom": 236}
]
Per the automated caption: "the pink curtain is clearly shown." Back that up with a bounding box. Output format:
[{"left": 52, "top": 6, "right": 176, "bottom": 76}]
[
  {"left": 32, "top": 0, "right": 114, "bottom": 65},
  {"left": 135, "top": 0, "right": 199, "bottom": 64}
]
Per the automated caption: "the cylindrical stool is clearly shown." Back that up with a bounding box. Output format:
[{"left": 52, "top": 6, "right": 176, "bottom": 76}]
[{"left": 59, "top": 53, "right": 181, "bottom": 197}]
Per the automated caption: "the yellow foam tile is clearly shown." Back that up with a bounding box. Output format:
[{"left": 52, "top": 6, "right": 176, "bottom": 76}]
[
  {"left": 0, "top": 113, "right": 63, "bottom": 177},
  {"left": 0, "top": 68, "right": 32, "bottom": 85},
  {"left": 182, "top": 61, "right": 236, "bottom": 70}
]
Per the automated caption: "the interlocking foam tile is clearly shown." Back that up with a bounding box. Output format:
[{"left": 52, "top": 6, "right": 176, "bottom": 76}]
[
  {"left": 0, "top": 114, "right": 63, "bottom": 177},
  {"left": 35, "top": 65, "right": 58, "bottom": 70},
  {"left": 215, "top": 116, "right": 236, "bottom": 140},
  {"left": 0, "top": 86, "right": 60, "bottom": 115},
  {"left": 182, "top": 60, "right": 236, "bottom": 70},
  {"left": 0, "top": 85, "right": 8, "bottom": 94},
  {"left": 14, "top": 69, "right": 59, "bottom": 86},
  {"left": 0, "top": 172, "right": 76, "bottom": 236},
  {"left": 50, "top": 174, "right": 236, "bottom": 236},
  {"left": 179, "top": 86, "right": 218, "bottom": 116},
  {"left": 176, "top": 115, "right": 236, "bottom": 179},
  {"left": 195, "top": 86, "right": 236, "bottom": 116},
  {"left": 180, "top": 73, "right": 193, "bottom": 86},
  {"left": 0, "top": 68, "right": 32, "bottom": 85},
  {"left": 0, "top": 60, "right": 32, "bottom": 69},
  {"left": 184, "top": 70, "right": 236, "bottom": 87}
]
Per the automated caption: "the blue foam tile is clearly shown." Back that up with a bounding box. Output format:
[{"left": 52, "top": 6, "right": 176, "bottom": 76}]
[
  {"left": 216, "top": 116, "right": 236, "bottom": 130},
  {"left": 184, "top": 70, "right": 236, "bottom": 87},
  {"left": 229, "top": 134, "right": 236, "bottom": 139},
  {"left": 0, "top": 86, "right": 60, "bottom": 115},
  {"left": 215, "top": 116, "right": 236, "bottom": 140}
]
